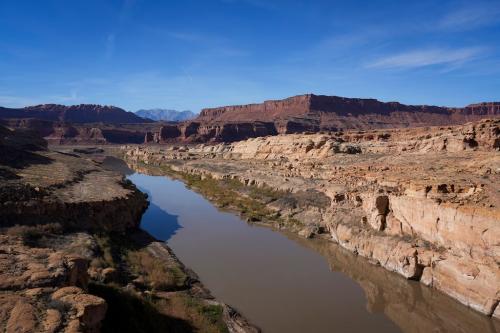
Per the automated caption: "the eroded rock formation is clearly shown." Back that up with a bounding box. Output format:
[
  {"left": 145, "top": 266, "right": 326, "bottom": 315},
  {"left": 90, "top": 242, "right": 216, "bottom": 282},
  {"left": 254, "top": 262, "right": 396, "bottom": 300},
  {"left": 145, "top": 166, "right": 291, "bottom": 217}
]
[
  {"left": 0, "top": 124, "right": 259, "bottom": 333},
  {"left": 124, "top": 119, "right": 500, "bottom": 318},
  {"left": 143, "top": 94, "right": 500, "bottom": 143},
  {"left": 2, "top": 119, "right": 155, "bottom": 144},
  {"left": 0, "top": 125, "right": 149, "bottom": 332},
  {"left": 3, "top": 96, "right": 499, "bottom": 145},
  {"left": 0, "top": 234, "right": 107, "bottom": 333},
  {"left": 197, "top": 94, "right": 500, "bottom": 128}
]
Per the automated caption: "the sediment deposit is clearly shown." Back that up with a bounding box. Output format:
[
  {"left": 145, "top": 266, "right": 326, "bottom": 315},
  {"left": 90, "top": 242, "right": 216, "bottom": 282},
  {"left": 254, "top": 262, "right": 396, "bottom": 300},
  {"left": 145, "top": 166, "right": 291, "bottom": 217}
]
[{"left": 124, "top": 118, "right": 500, "bottom": 318}]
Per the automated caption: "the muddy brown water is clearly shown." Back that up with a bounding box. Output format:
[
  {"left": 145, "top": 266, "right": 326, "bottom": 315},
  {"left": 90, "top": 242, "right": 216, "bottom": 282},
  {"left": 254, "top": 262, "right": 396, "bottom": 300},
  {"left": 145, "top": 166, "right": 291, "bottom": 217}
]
[{"left": 103, "top": 157, "right": 498, "bottom": 333}]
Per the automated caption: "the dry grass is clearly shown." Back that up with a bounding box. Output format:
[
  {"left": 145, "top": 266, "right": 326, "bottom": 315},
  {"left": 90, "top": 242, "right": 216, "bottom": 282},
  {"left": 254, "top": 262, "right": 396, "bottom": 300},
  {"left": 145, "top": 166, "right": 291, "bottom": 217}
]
[
  {"left": 6, "top": 223, "right": 63, "bottom": 245},
  {"left": 92, "top": 235, "right": 116, "bottom": 268},
  {"left": 89, "top": 283, "right": 229, "bottom": 333},
  {"left": 157, "top": 293, "right": 228, "bottom": 333},
  {"left": 126, "top": 250, "right": 187, "bottom": 291}
]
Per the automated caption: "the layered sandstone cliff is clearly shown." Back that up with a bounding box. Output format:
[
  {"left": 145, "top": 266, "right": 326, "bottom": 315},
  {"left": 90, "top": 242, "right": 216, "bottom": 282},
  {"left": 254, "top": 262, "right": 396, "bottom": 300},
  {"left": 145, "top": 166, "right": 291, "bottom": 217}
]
[
  {"left": 3, "top": 96, "right": 499, "bottom": 145},
  {"left": 3, "top": 118, "right": 154, "bottom": 145},
  {"left": 0, "top": 104, "right": 156, "bottom": 145},
  {"left": 198, "top": 94, "right": 500, "bottom": 126},
  {"left": 144, "top": 95, "right": 500, "bottom": 143},
  {"left": 124, "top": 119, "right": 500, "bottom": 319}
]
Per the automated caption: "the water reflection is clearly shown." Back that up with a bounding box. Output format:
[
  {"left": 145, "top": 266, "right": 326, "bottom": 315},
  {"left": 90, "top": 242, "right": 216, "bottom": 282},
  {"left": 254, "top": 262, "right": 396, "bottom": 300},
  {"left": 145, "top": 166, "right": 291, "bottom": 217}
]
[
  {"left": 124, "top": 161, "right": 499, "bottom": 333},
  {"left": 288, "top": 234, "right": 500, "bottom": 333},
  {"left": 140, "top": 201, "right": 181, "bottom": 242}
]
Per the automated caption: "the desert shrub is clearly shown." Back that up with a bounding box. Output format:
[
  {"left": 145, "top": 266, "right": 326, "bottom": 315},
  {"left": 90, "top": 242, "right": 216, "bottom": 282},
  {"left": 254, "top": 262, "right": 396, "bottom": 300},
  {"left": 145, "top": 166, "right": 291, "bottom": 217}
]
[
  {"left": 89, "top": 283, "right": 195, "bottom": 333},
  {"left": 6, "top": 223, "right": 63, "bottom": 245},
  {"left": 162, "top": 294, "right": 229, "bottom": 333},
  {"left": 126, "top": 250, "right": 187, "bottom": 291}
]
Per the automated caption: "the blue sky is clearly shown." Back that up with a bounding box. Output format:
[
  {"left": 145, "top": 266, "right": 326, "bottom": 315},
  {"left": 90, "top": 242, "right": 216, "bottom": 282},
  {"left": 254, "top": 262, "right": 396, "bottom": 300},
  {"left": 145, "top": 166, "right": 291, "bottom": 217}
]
[{"left": 1, "top": 0, "right": 499, "bottom": 112}]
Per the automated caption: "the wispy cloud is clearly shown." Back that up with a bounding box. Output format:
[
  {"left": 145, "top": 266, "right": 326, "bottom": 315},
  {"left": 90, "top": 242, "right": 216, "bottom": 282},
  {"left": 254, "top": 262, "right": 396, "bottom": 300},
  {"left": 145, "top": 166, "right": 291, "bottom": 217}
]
[
  {"left": 439, "top": 2, "right": 500, "bottom": 31},
  {"left": 0, "top": 88, "right": 81, "bottom": 107},
  {"left": 151, "top": 29, "right": 250, "bottom": 60},
  {"left": 0, "top": 95, "right": 42, "bottom": 107},
  {"left": 166, "top": 31, "right": 234, "bottom": 48},
  {"left": 286, "top": 27, "right": 391, "bottom": 65},
  {"left": 119, "top": 0, "right": 138, "bottom": 21},
  {"left": 48, "top": 90, "right": 80, "bottom": 103},
  {"left": 105, "top": 33, "right": 116, "bottom": 59},
  {"left": 219, "top": 0, "right": 277, "bottom": 10},
  {"left": 366, "top": 47, "right": 485, "bottom": 70}
]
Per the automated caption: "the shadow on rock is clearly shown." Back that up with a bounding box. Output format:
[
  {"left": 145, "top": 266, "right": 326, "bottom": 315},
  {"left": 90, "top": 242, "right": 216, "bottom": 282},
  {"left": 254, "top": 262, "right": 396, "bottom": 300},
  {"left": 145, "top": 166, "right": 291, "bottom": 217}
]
[
  {"left": 89, "top": 283, "right": 196, "bottom": 333},
  {"left": 0, "top": 124, "right": 53, "bottom": 169}
]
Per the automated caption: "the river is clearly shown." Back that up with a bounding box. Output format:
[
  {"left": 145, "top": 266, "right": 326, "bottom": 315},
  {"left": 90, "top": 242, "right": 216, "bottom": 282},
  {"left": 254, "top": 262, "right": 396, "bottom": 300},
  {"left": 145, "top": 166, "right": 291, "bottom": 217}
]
[{"left": 105, "top": 156, "right": 496, "bottom": 333}]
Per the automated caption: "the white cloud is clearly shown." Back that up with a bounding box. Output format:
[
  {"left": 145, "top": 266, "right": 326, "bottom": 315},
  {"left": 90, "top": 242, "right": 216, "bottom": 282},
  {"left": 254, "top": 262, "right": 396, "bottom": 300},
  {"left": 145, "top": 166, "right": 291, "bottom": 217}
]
[
  {"left": 366, "top": 47, "right": 484, "bottom": 70},
  {"left": 439, "top": 2, "right": 500, "bottom": 31},
  {"left": 105, "top": 33, "right": 116, "bottom": 59}
]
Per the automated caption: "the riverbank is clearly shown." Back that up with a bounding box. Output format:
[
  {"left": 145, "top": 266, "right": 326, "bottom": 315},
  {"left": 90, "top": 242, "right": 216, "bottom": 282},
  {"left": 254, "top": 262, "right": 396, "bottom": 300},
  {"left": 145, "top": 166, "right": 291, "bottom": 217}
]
[
  {"left": 0, "top": 125, "right": 258, "bottom": 332},
  {"left": 123, "top": 119, "right": 500, "bottom": 319},
  {"left": 124, "top": 169, "right": 499, "bottom": 333}
]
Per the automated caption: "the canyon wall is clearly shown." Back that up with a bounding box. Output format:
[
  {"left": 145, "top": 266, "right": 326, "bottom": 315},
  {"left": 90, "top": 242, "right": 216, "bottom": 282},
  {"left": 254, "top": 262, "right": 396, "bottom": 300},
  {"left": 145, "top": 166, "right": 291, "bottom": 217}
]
[
  {"left": 3, "top": 119, "right": 153, "bottom": 144},
  {"left": 199, "top": 94, "right": 500, "bottom": 123},
  {"left": 124, "top": 119, "right": 500, "bottom": 318},
  {"left": 2, "top": 97, "right": 499, "bottom": 145},
  {"left": 145, "top": 95, "right": 500, "bottom": 143}
]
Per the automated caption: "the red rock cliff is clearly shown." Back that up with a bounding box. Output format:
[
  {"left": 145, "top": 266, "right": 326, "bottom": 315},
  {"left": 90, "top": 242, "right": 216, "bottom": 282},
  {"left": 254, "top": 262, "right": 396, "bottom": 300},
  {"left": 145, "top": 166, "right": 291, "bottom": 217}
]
[{"left": 197, "top": 94, "right": 500, "bottom": 130}]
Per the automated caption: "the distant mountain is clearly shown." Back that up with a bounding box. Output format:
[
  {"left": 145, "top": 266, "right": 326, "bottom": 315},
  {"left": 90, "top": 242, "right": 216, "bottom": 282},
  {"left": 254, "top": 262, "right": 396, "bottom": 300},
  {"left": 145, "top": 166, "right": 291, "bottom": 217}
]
[
  {"left": 0, "top": 104, "right": 152, "bottom": 124},
  {"left": 135, "top": 109, "right": 196, "bottom": 122}
]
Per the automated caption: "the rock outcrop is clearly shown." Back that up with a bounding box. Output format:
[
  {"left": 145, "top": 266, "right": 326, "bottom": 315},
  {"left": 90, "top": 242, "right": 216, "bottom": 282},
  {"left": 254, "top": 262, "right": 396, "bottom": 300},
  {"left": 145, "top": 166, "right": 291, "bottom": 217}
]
[
  {"left": 144, "top": 121, "right": 278, "bottom": 143},
  {"left": 0, "top": 125, "right": 260, "bottom": 333},
  {"left": 0, "top": 104, "right": 157, "bottom": 144},
  {"left": 0, "top": 131, "right": 148, "bottom": 230},
  {"left": 0, "top": 233, "right": 107, "bottom": 333},
  {"left": 197, "top": 94, "right": 500, "bottom": 128},
  {"left": 124, "top": 119, "right": 500, "bottom": 318},
  {"left": 0, "top": 126, "right": 149, "bottom": 332},
  {"left": 142, "top": 94, "right": 500, "bottom": 143},
  {"left": 3, "top": 96, "right": 499, "bottom": 145},
  {"left": 0, "top": 104, "right": 152, "bottom": 124},
  {"left": 3, "top": 118, "right": 155, "bottom": 144}
]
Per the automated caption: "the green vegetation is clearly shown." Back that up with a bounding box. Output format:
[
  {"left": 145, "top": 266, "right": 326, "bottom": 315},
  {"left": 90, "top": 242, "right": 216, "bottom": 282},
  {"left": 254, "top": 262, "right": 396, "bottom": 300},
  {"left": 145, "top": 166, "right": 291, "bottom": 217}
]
[
  {"left": 89, "top": 283, "right": 195, "bottom": 333},
  {"left": 154, "top": 163, "right": 296, "bottom": 225},
  {"left": 161, "top": 294, "right": 229, "bottom": 333},
  {"left": 182, "top": 173, "right": 279, "bottom": 222},
  {"left": 91, "top": 233, "right": 186, "bottom": 290},
  {"left": 127, "top": 250, "right": 187, "bottom": 291},
  {"left": 131, "top": 160, "right": 313, "bottom": 231},
  {"left": 89, "top": 232, "right": 229, "bottom": 332}
]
